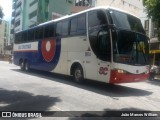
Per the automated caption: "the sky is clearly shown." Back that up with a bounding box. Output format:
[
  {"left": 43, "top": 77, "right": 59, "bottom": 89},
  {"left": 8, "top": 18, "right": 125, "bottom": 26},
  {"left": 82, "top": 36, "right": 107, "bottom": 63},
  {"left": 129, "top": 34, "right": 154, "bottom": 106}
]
[{"left": 0, "top": 0, "right": 12, "bottom": 21}]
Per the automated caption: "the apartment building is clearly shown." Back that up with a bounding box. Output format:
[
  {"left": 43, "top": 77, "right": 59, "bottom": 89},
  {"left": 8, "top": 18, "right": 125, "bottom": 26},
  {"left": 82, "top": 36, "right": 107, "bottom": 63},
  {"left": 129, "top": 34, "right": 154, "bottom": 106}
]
[
  {"left": 0, "top": 20, "right": 9, "bottom": 54},
  {"left": 10, "top": 0, "right": 23, "bottom": 44},
  {"left": 10, "top": 0, "right": 74, "bottom": 44}
]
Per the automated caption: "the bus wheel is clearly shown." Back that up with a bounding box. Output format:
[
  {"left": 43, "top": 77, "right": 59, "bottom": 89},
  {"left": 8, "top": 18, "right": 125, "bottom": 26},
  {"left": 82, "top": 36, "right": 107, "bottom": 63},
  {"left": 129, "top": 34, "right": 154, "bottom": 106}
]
[
  {"left": 20, "top": 61, "right": 24, "bottom": 71},
  {"left": 73, "top": 65, "right": 84, "bottom": 83},
  {"left": 24, "top": 61, "right": 30, "bottom": 71},
  {"left": 149, "top": 72, "right": 155, "bottom": 81}
]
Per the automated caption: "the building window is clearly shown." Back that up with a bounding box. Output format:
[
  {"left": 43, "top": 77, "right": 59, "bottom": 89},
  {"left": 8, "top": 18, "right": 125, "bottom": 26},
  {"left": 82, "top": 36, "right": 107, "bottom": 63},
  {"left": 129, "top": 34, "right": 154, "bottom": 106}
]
[
  {"left": 151, "top": 21, "right": 158, "bottom": 38},
  {"left": 15, "top": 11, "right": 21, "bottom": 17},
  {"left": 144, "top": 20, "right": 149, "bottom": 37},
  {"left": 30, "top": 0, "right": 38, "bottom": 7},
  {"left": 16, "top": 1, "right": 22, "bottom": 8},
  {"left": 29, "top": 10, "right": 37, "bottom": 19},
  {"left": 75, "top": 0, "right": 92, "bottom": 6},
  {"left": 15, "top": 20, "right": 20, "bottom": 27}
]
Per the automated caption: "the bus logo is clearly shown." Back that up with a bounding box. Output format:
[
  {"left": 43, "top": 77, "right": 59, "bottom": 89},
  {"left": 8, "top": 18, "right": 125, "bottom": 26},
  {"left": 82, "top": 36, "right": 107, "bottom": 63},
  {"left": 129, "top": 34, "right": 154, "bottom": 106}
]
[
  {"left": 99, "top": 67, "right": 108, "bottom": 75},
  {"left": 41, "top": 39, "right": 56, "bottom": 62}
]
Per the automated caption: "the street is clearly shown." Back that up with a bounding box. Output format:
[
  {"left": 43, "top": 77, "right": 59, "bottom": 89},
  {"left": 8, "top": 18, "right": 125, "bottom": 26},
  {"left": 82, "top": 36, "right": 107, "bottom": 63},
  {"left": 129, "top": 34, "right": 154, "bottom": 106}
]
[{"left": 0, "top": 61, "right": 160, "bottom": 119}]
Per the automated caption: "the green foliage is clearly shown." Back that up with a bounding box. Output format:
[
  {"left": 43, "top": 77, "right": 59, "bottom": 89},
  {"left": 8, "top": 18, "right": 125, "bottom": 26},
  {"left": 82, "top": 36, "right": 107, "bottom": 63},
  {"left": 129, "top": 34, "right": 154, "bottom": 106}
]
[
  {"left": 143, "top": 0, "right": 160, "bottom": 23},
  {"left": 143, "top": 0, "right": 160, "bottom": 39}
]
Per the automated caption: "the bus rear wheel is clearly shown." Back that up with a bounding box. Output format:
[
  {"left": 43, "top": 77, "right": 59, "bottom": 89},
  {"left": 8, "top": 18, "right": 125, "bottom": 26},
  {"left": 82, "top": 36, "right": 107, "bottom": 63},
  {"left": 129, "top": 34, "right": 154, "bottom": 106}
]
[
  {"left": 24, "top": 61, "right": 30, "bottom": 71},
  {"left": 73, "top": 65, "right": 84, "bottom": 83}
]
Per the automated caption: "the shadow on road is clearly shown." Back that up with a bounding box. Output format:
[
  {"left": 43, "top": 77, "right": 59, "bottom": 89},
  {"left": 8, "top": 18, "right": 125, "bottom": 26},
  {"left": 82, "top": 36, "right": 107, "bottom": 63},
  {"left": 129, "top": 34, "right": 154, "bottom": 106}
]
[
  {"left": 0, "top": 88, "right": 61, "bottom": 111},
  {"left": 147, "top": 79, "right": 160, "bottom": 86},
  {"left": 11, "top": 69, "right": 152, "bottom": 98}
]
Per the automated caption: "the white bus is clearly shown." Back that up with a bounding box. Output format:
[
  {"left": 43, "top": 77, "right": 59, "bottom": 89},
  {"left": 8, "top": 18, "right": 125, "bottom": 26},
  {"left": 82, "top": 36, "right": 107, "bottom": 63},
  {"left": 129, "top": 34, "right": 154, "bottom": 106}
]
[{"left": 13, "top": 6, "right": 150, "bottom": 84}]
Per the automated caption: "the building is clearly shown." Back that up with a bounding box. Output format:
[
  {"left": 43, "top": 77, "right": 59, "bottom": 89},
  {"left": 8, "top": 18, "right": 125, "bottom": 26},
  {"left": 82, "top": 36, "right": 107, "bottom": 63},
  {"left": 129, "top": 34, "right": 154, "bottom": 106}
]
[
  {"left": 0, "top": 20, "right": 9, "bottom": 54},
  {"left": 49, "top": 0, "right": 73, "bottom": 19},
  {"left": 10, "top": 0, "right": 74, "bottom": 44},
  {"left": 142, "top": 14, "right": 158, "bottom": 41}
]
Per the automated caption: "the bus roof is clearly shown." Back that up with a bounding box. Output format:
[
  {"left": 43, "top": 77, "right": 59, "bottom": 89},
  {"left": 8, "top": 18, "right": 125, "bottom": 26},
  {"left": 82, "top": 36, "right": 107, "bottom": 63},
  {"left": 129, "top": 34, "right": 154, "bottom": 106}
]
[
  {"left": 39, "top": 6, "right": 139, "bottom": 26},
  {"left": 16, "top": 6, "right": 139, "bottom": 33}
]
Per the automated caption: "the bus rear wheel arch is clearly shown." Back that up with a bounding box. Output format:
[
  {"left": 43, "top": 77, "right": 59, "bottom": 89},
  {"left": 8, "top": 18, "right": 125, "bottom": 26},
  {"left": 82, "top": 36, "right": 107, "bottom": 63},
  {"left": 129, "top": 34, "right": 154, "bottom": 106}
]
[{"left": 71, "top": 63, "right": 84, "bottom": 83}]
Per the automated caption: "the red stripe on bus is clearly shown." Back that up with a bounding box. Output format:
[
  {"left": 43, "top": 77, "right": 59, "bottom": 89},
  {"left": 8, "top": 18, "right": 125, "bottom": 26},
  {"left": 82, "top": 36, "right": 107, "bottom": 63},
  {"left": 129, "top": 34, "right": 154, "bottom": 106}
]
[{"left": 110, "top": 70, "right": 149, "bottom": 84}]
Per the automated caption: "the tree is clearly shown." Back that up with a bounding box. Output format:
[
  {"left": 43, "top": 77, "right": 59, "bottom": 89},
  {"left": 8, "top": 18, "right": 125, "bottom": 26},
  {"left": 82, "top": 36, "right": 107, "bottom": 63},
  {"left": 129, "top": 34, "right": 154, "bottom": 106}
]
[{"left": 143, "top": 0, "right": 160, "bottom": 39}]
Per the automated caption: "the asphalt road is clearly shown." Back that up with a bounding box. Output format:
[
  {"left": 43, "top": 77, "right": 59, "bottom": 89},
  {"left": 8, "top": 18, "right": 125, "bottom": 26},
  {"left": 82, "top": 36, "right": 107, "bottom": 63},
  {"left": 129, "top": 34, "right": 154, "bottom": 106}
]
[{"left": 0, "top": 61, "right": 160, "bottom": 120}]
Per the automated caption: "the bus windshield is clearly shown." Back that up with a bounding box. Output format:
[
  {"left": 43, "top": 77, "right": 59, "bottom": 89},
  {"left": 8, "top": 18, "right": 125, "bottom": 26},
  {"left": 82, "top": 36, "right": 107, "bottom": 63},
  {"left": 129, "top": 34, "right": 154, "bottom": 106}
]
[
  {"left": 113, "top": 30, "right": 149, "bottom": 65},
  {"left": 109, "top": 9, "right": 145, "bottom": 34}
]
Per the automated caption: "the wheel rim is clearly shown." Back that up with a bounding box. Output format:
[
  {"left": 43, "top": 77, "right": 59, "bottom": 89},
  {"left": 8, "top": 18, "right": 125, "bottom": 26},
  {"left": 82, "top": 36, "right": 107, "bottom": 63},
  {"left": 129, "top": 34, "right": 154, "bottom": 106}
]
[
  {"left": 20, "top": 62, "right": 24, "bottom": 69},
  {"left": 75, "top": 69, "right": 82, "bottom": 81},
  {"left": 25, "top": 63, "right": 28, "bottom": 71}
]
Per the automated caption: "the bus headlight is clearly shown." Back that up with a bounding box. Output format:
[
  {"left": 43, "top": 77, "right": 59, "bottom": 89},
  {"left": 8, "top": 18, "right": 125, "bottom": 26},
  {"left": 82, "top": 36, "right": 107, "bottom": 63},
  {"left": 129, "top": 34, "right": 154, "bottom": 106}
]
[{"left": 117, "top": 69, "right": 127, "bottom": 74}]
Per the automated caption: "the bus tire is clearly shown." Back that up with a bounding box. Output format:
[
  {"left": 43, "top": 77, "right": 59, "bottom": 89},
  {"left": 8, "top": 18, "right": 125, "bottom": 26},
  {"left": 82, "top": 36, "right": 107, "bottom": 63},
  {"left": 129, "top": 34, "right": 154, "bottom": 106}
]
[
  {"left": 149, "top": 72, "right": 155, "bottom": 81},
  {"left": 73, "top": 65, "right": 84, "bottom": 83},
  {"left": 20, "top": 61, "right": 24, "bottom": 71},
  {"left": 24, "top": 61, "right": 30, "bottom": 71}
]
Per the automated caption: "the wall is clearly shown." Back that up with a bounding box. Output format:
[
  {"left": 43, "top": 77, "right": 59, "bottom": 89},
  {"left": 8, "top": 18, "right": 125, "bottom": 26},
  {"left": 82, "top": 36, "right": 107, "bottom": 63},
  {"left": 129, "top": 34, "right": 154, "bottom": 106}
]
[
  {"left": 96, "top": 0, "right": 143, "bottom": 17},
  {"left": 49, "top": 0, "right": 73, "bottom": 20}
]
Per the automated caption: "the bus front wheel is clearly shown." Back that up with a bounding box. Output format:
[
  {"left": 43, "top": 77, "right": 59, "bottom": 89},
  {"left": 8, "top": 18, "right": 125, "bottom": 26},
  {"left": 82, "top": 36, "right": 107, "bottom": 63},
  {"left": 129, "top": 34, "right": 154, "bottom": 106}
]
[{"left": 73, "top": 65, "right": 84, "bottom": 83}]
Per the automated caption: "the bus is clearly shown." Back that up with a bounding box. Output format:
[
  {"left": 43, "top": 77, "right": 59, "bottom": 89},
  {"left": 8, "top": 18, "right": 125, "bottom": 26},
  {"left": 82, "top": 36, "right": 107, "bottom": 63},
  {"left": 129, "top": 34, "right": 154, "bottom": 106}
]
[
  {"left": 13, "top": 6, "right": 150, "bottom": 84},
  {"left": 149, "top": 38, "right": 160, "bottom": 80}
]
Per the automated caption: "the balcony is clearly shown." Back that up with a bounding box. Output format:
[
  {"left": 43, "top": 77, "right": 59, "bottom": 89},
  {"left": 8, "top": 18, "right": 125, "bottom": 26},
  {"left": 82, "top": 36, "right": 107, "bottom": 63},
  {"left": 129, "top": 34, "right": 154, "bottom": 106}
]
[
  {"left": 10, "top": 29, "right": 14, "bottom": 34},
  {"left": 12, "top": 2, "right": 16, "bottom": 9},
  {"left": 12, "top": 11, "right": 15, "bottom": 17},
  {"left": 11, "top": 18, "right": 15, "bottom": 24},
  {"left": 16, "top": 0, "right": 21, "bottom": 7},
  {"left": 15, "top": 6, "right": 21, "bottom": 15},
  {"left": 15, "top": 15, "right": 20, "bottom": 23},
  {"left": 14, "top": 25, "right": 21, "bottom": 33}
]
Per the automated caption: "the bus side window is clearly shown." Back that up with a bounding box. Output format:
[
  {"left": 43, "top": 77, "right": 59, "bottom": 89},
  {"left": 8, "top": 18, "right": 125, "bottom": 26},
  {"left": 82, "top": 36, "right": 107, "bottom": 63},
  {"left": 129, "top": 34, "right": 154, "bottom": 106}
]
[
  {"left": 98, "top": 30, "right": 111, "bottom": 61},
  {"left": 28, "top": 29, "right": 35, "bottom": 41},
  {"left": 88, "top": 10, "right": 109, "bottom": 61},
  {"left": 15, "top": 33, "right": 19, "bottom": 44},
  {"left": 62, "top": 20, "right": 69, "bottom": 36},
  {"left": 88, "top": 10, "right": 107, "bottom": 28},
  {"left": 56, "top": 22, "right": 62, "bottom": 36},
  {"left": 44, "top": 25, "right": 50, "bottom": 38},
  {"left": 18, "top": 33, "right": 22, "bottom": 43},
  {"left": 44, "top": 23, "right": 55, "bottom": 38},
  {"left": 35, "top": 27, "right": 44, "bottom": 40},
  {"left": 49, "top": 23, "right": 54, "bottom": 37},
  {"left": 70, "top": 17, "right": 77, "bottom": 35},
  {"left": 22, "top": 31, "right": 28, "bottom": 42},
  {"left": 77, "top": 14, "right": 86, "bottom": 34}
]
